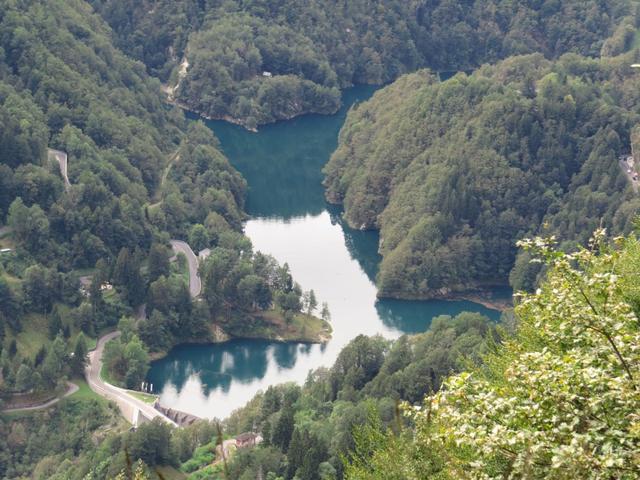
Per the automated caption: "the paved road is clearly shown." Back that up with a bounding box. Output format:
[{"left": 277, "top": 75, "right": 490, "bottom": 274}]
[
  {"left": 170, "top": 240, "right": 202, "bottom": 298},
  {"left": 48, "top": 148, "right": 71, "bottom": 191},
  {"left": 619, "top": 158, "right": 639, "bottom": 193},
  {"left": 2, "top": 381, "right": 78, "bottom": 413},
  {"left": 86, "top": 331, "right": 176, "bottom": 427}
]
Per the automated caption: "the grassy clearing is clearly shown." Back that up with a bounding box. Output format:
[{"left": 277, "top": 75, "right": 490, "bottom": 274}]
[
  {"left": 2, "top": 272, "right": 20, "bottom": 288},
  {"left": 86, "top": 335, "right": 97, "bottom": 350},
  {"left": 72, "top": 267, "right": 96, "bottom": 277},
  {"left": 229, "top": 308, "right": 332, "bottom": 343},
  {"left": 2, "top": 389, "right": 58, "bottom": 410},
  {"left": 100, "top": 358, "right": 121, "bottom": 387},
  {"left": 290, "top": 312, "right": 332, "bottom": 341},
  {"left": 153, "top": 465, "right": 187, "bottom": 480},
  {"left": 2, "top": 409, "right": 34, "bottom": 420},
  {"left": 180, "top": 443, "right": 217, "bottom": 474},
  {"left": 9, "top": 302, "right": 100, "bottom": 360},
  {"left": 0, "top": 236, "right": 15, "bottom": 249},
  {"left": 13, "top": 313, "right": 49, "bottom": 358},
  {"left": 66, "top": 378, "right": 109, "bottom": 406},
  {"left": 633, "top": 29, "right": 640, "bottom": 49},
  {"left": 258, "top": 308, "right": 332, "bottom": 341},
  {"left": 187, "top": 462, "right": 226, "bottom": 480},
  {"left": 102, "top": 287, "right": 118, "bottom": 302},
  {"left": 126, "top": 390, "right": 158, "bottom": 404}
]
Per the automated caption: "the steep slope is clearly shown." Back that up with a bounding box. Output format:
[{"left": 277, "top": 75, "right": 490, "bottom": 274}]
[
  {"left": 345, "top": 232, "right": 640, "bottom": 479},
  {"left": 324, "top": 54, "right": 640, "bottom": 298},
  {"left": 0, "top": 0, "right": 321, "bottom": 433},
  {"left": 180, "top": 311, "right": 496, "bottom": 479}
]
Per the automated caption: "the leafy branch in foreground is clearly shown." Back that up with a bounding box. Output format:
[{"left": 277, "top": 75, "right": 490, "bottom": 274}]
[{"left": 347, "top": 229, "right": 640, "bottom": 479}]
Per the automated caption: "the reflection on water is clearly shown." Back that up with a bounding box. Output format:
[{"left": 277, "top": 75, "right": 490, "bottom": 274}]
[
  {"left": 327, "top": 205, "right": 382, "bottom": 282},
  {"left": 195, "top": 86, "right": 378, "bottom": 220},
  {"left": 150, "top": 86, "right": 508, "bottom": 419}
]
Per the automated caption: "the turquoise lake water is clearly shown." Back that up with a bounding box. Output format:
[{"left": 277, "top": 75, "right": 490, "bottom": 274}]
[{"left": 147, "top": 86, "right": 504, "bottom": 419}]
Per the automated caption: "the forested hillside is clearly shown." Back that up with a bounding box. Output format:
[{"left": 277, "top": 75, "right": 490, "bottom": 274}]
[
  {"left": 0, "top": 1, "right": 234, "bottom": 475},
  {"left": 2, "top": 0, "right": 640, "bottom": 479},
  {"left": 177, "top": 229, "right": 640, "bottom": 479},
  {"left": 324, "top": 53, "right": 640, "bottom": 299},
  {"left": 0, "top": 0, "right": 185, "bottom": 401},
  {"left": 90, "top": 0, "right": 632, "bottom": 127},
  {"left": 0, "top": 2, "right": 325, "bottom": 476},
  {"left": 178, "top": 311, "right": 498, "bottom": 479},
  {"left": 344, "top": 231, "right": 640, "bottom": 479}
]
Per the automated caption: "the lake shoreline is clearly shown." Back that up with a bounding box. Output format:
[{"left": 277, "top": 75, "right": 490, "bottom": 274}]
[
  {"left": 149, "top": 316, "right": 332, "bottom": 361},
  {"left": 169, "top": 96, "right": 345, "bottom": 133},
  {"left": 147, "top": 85, "right": 505, "bottom": 418},
  {"left": 377, "top": 289, "right": 513, "bottom": 312}
]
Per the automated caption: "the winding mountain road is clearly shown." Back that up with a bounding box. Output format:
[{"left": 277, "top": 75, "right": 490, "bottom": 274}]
[
  {"left": 619, "top": 156, "right": 639, "bottom": 193},
  {"left": 86, "top": 331, "right": 177, "bottom": 427},
  {"left": 48, "top": 148, "right": 71, "bottom": 191},
  {"left": 170, "top": 240, "right": 202, "bottom": 297},
  {"left": 2, "top": 381, "right": 78, "bottom": 413},
  {"left": 33, "top": 147, "right": 198, "bottom": 425},
  {"left": 82, "top": 240, "right": 202, "bottom": 425}
]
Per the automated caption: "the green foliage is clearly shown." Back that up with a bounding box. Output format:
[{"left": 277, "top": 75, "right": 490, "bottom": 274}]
[
  {"left": 14, "top": 363, "right": 33, "bottom": 392},
  {"left": 147, "top": 244, "right": 170, "bottom": 283},
  {"left": 188, "top": 224, "right": 209, "bottom": 253},
  {"left": 325, "top": 54, "right": 640, "bottom": 298},
  {"left": 156, "top": 122, "right": 247, "bottom": 236},
  {"left": 200, "top": 243, "right": 303, "bottom": 329},
  {"left": 8, "top": 198, "right": 50, "bottom": 255},
  {"left": 103, "top": 335, "right": 150, "bottom": 389},
  {"left": 0, "top": 0, "right": 253, "bottom": 393},
  {"left": 70, "top": 332, "right": 88, "bottom": 377},
  {"left": 0, "top": 276, "right": 22, "bottom": 331},
  {"left": 113, "top": 248, "right": 145, "bottom": 307},
  {"left": 0, "top": 0, "right": 181, "bottom": 270},
  {"left": 126, "top": 419, "right": 175, "bottom": 467},
  {"left": 139, "top": 273, "right": 206, "bottom": 353},
  {"left": 184, "top": 312, "right": 495, "bottom": 478},
  {"left": 92, "top": 0, "right": 629, "bottom": 127},
  {"left": 346, "top": 231, "right": 640, "bottom": 478},
  {"left": 0, "top": 0, "right": 325, "bottom": 477},
  {"left": 0, "top": 396, "right": 113, "bottom": 479}
]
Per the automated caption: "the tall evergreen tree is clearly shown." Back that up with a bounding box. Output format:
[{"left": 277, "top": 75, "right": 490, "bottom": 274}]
[
  {"left": 70, "top": 333, "right": 88, "bottom": 377},
  {"left": 271, "top": 404, "right": 295, "bottom": 452},
  {"left": 148, "top": 243, "right": 170, "bottom": 282}
]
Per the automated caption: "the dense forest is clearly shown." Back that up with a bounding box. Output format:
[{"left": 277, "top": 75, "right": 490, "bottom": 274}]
[
  {"left": 342, "top": 232, "right": 640, "bottom": 479},
  {"left": 0, "top": 0, "right": 323, "bottom": 459},
  {"left": 175, "top": 229, "right": 640, "bottom": 479},
  {"left": 8, "top": 228, "right": 639, "bottom": 479},
  {"left": 2, "top": 0, "right": 640, "bottom": 478},
  {"left": 176, "top": 310, "right": 498, "bottom": 479},
  {"left": 90, "top": 0, "right": 633, "bottom": 127},
  {"left": 324, "top": 53, "right": 640, "bottom": 298}
]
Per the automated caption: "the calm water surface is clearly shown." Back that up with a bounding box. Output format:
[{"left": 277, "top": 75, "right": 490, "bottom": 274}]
[{"left": 148, "top": 86, "right": 503, "bottom": 419}]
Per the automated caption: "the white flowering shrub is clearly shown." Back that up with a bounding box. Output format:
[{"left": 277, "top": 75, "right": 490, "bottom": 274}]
[
  {"left": 346, "top": 230, "right": 640, "bottom": 479},
  {"left": 409, "top": 230, "right": 640, "bottom": 479}
]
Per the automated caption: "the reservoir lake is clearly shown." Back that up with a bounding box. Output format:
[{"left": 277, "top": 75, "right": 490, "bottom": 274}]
[{"left": 147, "top": 86, "right": 503, "bottom": 419}]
